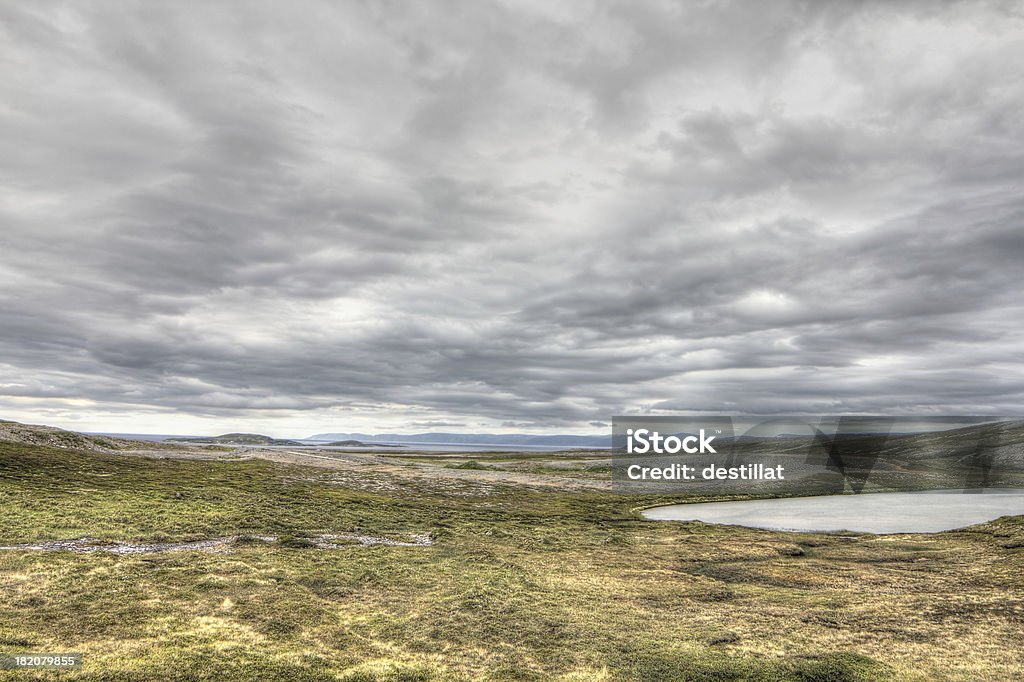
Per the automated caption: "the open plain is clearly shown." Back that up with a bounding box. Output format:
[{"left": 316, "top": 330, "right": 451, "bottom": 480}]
[{"left": 1, "top": 421, "right": 1023, "bottom": 680}]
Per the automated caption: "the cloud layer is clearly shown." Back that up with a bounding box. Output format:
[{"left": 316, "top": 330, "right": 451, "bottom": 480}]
[{"left": 1, "top": 1, "right": 1023, "bottom": 434}]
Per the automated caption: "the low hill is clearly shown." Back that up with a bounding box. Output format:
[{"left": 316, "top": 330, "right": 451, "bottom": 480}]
[
  {"left": 0, "top": 420, "right": 157, "bottom": 452},
  {"left": 168, "top": 433, "right": 305, "bottom": 446}
]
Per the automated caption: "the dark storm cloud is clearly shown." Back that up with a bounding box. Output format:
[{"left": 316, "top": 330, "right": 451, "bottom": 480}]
[{"left": 1, "top": 0, "right": 1023, "bottom": 432}]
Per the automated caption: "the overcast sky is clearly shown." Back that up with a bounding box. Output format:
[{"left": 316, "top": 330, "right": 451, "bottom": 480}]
[{"left": 1, "top": 1, "right": 1023, "bottom": 436}]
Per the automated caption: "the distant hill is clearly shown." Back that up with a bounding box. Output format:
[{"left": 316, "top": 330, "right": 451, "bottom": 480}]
[
  {"left": 307, "top": 432, "right": 611, "bottom": 448},
  {"left": 322, "top": 440, "right": 400, "bottom": 448},
  {"left": 0, "top": 420, "right": 162, "bottom": 452},
  {"left": 168, "top": 433, "right": 305, "bottom": 446}
]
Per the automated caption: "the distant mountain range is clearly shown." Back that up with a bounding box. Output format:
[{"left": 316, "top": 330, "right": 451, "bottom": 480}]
[{"left": 306, "top": 432, "right": 611, "bottom": 448}]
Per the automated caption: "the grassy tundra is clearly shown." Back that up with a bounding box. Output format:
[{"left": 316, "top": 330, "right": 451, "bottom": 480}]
[{"left": 0, "top": 425, "right": 1023, "bottom": 680}]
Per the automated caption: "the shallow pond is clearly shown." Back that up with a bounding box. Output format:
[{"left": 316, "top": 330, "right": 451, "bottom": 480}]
[{"left": 641, "top": 488, "right": 1024, "bottom": 534}]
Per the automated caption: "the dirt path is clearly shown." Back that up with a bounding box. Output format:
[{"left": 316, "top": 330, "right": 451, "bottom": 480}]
[{"left": 0, "top": 533, "right": 434, "bottom": 554}]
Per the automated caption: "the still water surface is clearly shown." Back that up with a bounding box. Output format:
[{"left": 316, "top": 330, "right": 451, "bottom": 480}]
[{"left": 641, "top": 488, "right": 1024, "bottom": 533}]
